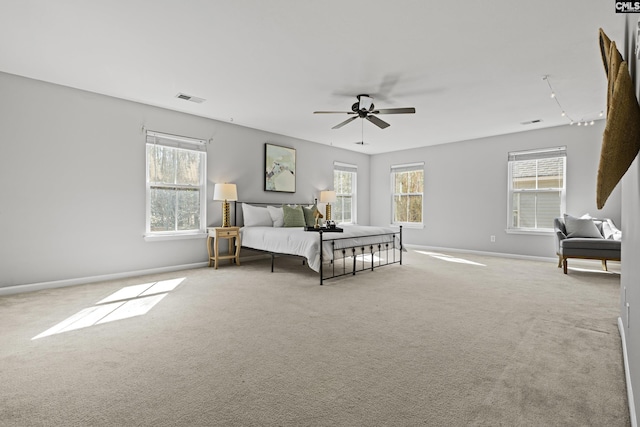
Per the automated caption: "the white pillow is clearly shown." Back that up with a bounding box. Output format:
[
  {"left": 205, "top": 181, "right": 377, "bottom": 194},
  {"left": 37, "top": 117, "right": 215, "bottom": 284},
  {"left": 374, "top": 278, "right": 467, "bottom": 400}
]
[
  {"left": 242, "top": 203, "right": 273, "bottom": 227},
  {"left": 602, "top": 219, "right": 622, "bottom": 241},
  {"left": 267, "top": 206, "right": 284, "bottom": 227}
]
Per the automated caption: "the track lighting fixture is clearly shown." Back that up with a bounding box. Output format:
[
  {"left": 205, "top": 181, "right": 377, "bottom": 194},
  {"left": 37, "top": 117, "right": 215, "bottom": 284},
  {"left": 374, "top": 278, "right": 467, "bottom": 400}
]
[{"left": 542, "top": 75, "right": 602, "bottom": 127}]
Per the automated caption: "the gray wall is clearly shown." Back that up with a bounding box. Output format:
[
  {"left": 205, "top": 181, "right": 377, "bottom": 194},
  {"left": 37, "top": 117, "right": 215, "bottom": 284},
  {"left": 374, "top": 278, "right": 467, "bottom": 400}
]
[
  {"left": 622, "top": 155, "right": 640, "bottom": 423},
  {"left": 370, "top": 123, "right": 621, "bottom": 258},
  {"left": 0, "top": 70, "right": 624, "bottom": 289},
  {"left": 0, "top": 72, "right": 369, "bottom": 288},
  {"left": 620, "top": 15, "right": 640, "bottom": 422}
]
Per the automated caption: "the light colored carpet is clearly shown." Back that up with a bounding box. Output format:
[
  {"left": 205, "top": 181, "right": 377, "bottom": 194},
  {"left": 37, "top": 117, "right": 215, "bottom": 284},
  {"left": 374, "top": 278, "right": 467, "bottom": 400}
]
[{"left": 0, "top": 250, "right": 629, "bottom": 426}]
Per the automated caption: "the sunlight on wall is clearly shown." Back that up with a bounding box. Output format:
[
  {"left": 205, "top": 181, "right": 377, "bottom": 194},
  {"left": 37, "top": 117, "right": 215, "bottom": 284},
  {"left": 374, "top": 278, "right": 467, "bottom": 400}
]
[
  {"left": 415, "top": 251, "right": 486, "bottom": 267},
  {"left": 32, "top": 278, "right": 185, "bottom": 340}
]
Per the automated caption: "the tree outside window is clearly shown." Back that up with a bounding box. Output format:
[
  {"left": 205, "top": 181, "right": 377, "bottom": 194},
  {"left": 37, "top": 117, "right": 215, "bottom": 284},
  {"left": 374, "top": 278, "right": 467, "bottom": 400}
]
[
  {"left": 391, "top": 164, "right": 424, "bottom": 225},
  {"left": 146, "top": 132, "right": 206, "bottom": 235},
  {"left": 333, "top": 166, "right": 357, "bottom": 223}
]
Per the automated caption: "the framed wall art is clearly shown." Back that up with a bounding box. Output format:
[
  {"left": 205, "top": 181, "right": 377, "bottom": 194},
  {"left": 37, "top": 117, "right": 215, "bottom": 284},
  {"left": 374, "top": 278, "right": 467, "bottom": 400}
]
[{"left": 265, "top": 143, "right": 296, "bottom": 193}]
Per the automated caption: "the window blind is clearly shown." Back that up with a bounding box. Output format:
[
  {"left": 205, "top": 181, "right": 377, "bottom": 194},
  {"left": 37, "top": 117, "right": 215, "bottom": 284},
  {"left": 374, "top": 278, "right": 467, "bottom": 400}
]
[
  {"left": 508, "top": 146, "right": 566, "bottom": 162},
  {"left": 146, "top": 130, "right": 207, "bottom": 152},
  {"left": 334, "top": 161, "right": 358, "bottom": 173},
  {"left": 391, "top": 162, "right": 424, "bottom": 173}
]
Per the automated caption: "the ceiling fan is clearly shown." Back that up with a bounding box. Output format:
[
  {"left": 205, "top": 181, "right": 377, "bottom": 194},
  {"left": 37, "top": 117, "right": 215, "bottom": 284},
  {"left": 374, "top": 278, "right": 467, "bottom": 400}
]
[{"left": 314, "top": 94, "right": 416, "bottom": 130}]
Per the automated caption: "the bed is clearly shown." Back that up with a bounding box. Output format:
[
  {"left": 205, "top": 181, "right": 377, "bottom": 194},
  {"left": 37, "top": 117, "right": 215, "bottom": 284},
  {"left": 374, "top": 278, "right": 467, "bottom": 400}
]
[{"left": 236, "top": 201, "right": 403, "bottom": 285}]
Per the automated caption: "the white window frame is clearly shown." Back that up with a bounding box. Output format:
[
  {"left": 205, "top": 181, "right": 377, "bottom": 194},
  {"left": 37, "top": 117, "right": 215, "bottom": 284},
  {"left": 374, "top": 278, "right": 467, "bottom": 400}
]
[
  {"left": 333, "top": 162, "right": 357, "bottom": 224},
  {"left": 506, "top": 146, "right": 566, "bottom": 234},
  {"left": 145, "top": 131, "right": 207, "bottom": 241},
  {"left": 390, "top": 162, "right": 425, "bottom": 228}
]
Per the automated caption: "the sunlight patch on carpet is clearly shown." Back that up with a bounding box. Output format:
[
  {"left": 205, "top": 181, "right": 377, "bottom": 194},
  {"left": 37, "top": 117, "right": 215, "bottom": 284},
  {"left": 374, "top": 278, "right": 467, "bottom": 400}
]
[
  {"left": 32, "top": 278, "right": 184, "bottom": 340},
  {"left": 97, "top": 278, "right": 183, "bottom": 304},
  {"left": 349, "top": 253, "right": 382, "bottom": 263},
  {"left": 415, "top": 251, "right": 486, "bottom": 266},
  {"left": 567, "top": 266, "right": 619, "bottom": 275}
]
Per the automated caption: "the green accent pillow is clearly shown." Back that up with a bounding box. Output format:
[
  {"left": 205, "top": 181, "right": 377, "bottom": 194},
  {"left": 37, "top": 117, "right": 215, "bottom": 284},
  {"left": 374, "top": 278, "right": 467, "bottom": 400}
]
[
  {"left": 302, "top": 204, "right": 320, "bottom": 227},
  {"left": 283, "top": 205, "right": 306, "bottom": 227}
]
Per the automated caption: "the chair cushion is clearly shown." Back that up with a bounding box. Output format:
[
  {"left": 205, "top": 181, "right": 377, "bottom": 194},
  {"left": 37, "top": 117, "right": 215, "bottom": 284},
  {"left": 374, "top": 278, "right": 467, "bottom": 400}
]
[
  {"left": 561, "top": 238, "right": 621, "bottom": 252},
  {"left": 561, "top": 237, "right": 620, "bottom": 259}
]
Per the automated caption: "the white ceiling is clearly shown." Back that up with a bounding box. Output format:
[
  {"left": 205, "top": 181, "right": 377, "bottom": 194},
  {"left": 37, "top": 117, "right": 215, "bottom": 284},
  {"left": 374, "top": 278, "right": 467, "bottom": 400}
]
[{"left": 0, "top": 1, "right": 625, "bottom": 154}]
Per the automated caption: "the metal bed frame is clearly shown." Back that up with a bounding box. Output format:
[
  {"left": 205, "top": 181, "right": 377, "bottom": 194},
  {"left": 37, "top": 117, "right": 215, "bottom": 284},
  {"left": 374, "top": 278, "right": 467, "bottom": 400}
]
[{"left": 234, "top": 201, "right": 403, "bottom": 285}]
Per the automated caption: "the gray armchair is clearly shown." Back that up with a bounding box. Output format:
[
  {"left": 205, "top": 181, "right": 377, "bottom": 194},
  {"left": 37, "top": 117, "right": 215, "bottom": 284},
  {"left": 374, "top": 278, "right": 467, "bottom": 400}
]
[{"left": 554, "top": 216, "right": 621, "bottom": 274}]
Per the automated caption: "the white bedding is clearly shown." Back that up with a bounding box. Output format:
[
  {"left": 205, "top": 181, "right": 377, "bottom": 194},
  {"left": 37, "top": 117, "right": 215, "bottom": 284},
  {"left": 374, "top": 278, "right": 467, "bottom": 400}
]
[{"left": 240, "top": 224, "right": 400, "bottom": 272}]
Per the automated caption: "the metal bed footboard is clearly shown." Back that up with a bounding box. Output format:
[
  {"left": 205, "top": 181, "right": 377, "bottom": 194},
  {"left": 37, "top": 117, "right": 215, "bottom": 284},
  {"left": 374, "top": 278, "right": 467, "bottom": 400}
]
[
  {"left": 318, "top": 226, "right": 403, "bottom": 285},
  {"left": 234, "top": 201, "right": 402, "bottom": 285}
]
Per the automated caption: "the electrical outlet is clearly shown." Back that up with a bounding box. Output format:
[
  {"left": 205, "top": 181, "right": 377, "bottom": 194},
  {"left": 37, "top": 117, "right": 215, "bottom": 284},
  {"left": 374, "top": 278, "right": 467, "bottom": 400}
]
[{"left": 490, "top": 235, "right": 496, "bottom": 243}]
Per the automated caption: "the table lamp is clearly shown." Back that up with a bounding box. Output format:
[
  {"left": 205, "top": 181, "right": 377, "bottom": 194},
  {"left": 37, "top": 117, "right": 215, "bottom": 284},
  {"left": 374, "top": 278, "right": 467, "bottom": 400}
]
[
  {"left": 214, "top": 183, "right": 238, "bottom": 227},
  {"left": 320, "top": 190, "right": 336, "bottom": 221}
]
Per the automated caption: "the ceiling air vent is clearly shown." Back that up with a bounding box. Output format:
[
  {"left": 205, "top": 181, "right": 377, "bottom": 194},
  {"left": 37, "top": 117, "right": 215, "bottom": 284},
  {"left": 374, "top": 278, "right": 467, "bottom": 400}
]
[
  {"left": 175, "top": 93, "right": 205, "bottom": 104},
  {"left": 520, "top": 119, "right": 542, "bottom": 125}
]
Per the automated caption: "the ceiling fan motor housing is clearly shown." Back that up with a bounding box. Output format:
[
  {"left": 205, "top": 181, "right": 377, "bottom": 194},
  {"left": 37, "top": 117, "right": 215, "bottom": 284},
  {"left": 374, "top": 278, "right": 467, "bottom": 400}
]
[{"left": 353, "top": 104, "right": 372, "bottom": 118}]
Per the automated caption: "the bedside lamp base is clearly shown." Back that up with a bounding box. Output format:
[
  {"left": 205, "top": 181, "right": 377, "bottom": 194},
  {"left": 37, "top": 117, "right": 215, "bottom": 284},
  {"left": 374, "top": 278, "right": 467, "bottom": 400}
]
[{"left": 222, "top": 200, "right": 231, "bottom": 227}]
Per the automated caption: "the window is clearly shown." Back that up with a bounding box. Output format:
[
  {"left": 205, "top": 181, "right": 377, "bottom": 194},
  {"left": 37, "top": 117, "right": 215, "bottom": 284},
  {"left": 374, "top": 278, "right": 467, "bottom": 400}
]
[
  {"left": 145, "top": 131, "right": 207, "bottom": 237},
  {"left": 507, "top": 146, "right": 566, "bottom": 232},
  {"left": 391, "top": 163, "right": 424, "bottom": 226},
  {"left": 333, "top": 162, "right": 357, "bottom": 224}
]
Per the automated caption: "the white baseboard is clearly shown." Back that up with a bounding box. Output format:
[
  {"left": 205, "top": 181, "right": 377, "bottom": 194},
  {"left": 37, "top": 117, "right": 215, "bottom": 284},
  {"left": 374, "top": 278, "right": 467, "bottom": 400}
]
[
  {"left": 403, "top": 244, "right": 557, "bottom": 263},
  {"left": 618, "top": 316, "right": 638, "bottom": 427},
  {"left": 0, "top": 262, "right": 210, "bottom": 296},
  {"left": 0, "top": 253, "right": 274, "bottom": 297}
]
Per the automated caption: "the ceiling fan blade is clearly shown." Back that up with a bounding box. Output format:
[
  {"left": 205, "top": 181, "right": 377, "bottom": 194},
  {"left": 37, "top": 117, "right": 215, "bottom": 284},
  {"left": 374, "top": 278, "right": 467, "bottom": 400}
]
[
  {"left": 372, "top": 107, "right": 416, "bottom": 115},
  {"left": 332, "top": 116, "right": 358, "bottom": 129},
  {"left": 314, "top": 111, "right": 354, "bottom": 114},
  {"left": 366, "top": 115, "right": 390, "bottom": 129}
]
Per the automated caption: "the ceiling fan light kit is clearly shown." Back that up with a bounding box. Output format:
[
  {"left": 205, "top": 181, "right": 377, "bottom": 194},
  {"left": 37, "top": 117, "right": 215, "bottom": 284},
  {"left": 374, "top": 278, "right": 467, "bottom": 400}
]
[{"left": 314, "top": 94, "right": 416, "bottom": 130}]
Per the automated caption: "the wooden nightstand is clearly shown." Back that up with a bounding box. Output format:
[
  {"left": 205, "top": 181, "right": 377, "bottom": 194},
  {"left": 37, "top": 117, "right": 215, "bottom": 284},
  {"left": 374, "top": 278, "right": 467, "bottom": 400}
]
[{"left": 207, "top": 227, "right": 241, "bottom": 269}]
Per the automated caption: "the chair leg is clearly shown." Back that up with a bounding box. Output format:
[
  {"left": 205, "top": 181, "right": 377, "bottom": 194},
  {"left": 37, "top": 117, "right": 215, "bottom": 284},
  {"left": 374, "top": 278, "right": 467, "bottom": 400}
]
[
  {"left": 558, "top": 256, "right": 563, "bottom": 268},
  {"left": 563, "top": 258, "right": 568, "bottom": 274},
  {"left": 602, "top": 259, "right": 608, "bottom": 271}
]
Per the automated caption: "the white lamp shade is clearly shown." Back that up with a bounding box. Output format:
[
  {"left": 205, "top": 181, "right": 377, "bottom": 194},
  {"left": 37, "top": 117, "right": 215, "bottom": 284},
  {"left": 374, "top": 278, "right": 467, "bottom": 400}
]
[
  {"left": 213, "top": 183, "right": 238, "bottom": 201},
  {"left": 319, "top": 190, "right": 336, "bottom": 203}
]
